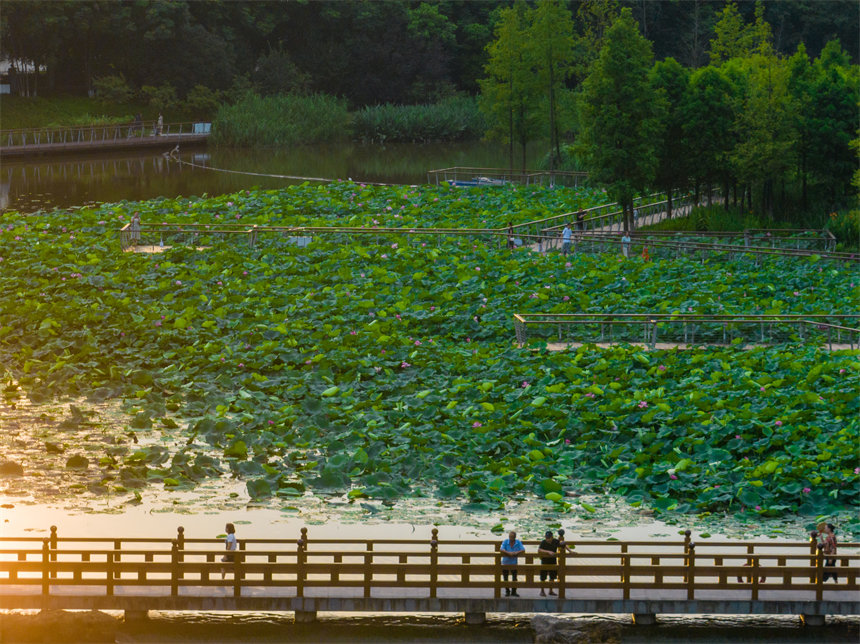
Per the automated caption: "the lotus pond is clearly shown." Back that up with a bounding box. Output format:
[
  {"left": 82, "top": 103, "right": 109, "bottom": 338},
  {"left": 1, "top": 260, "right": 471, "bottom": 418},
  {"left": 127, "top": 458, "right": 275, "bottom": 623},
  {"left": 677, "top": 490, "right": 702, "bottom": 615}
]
[{"left": 0, "top": 183, "right": 858, "bottom": 537}]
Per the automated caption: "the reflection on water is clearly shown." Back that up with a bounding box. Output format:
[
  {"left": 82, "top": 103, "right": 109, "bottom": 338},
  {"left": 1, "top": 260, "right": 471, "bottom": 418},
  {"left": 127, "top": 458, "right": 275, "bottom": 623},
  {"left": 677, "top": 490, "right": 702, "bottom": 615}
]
[
  {"left": 2, "top": 610, "right": 857, "bottom": 643},
  {"left": 0, "top": 142, "right": 546, "bottom": 213}
]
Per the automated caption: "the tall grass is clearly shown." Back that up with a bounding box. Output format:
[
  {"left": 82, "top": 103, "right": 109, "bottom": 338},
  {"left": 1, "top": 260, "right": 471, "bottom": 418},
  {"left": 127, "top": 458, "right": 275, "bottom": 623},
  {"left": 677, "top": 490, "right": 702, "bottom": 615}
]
[
  {"left": 352, "top": 96, "right": 486, "bottom": 143},
  {"left": 212, "top": 92, "right": 351, "bottom": 147}
]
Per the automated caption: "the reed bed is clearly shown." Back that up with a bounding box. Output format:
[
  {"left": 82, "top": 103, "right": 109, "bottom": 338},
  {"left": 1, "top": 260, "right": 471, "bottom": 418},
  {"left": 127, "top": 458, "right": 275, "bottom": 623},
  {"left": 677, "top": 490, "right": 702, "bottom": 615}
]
[{"left": 352, "top": 96, "right": 486, "bottom": 143}]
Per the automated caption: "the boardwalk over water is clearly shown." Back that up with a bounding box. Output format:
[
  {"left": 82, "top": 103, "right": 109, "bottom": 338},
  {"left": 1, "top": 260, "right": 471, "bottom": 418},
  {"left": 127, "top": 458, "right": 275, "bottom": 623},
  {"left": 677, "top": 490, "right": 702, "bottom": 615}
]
[
  {"left": 0, "top": 121, "right": 210, "bottom": 159},
  {"left": 1, "top": 528, "right": 858, "bottom": 625}
]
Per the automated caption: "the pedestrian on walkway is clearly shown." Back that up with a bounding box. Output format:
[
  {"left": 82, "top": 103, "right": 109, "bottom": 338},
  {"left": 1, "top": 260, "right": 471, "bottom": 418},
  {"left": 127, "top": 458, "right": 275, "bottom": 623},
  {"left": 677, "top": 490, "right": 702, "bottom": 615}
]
[
  {"left": 621, "top": 231, "right": 631, "bottom": 258},
  {"left": 562, "top": 223, "right": 572, "bottom": 256},
  {"left": 500, "top": 530, "right": 525, "bottom": 597},
  {"left": 221, "top": 522, "right": 237, "bottom": 579},
  {"left": 820, "top": 522, "right": 838, "bottom": 582},
  {"left": 156, "top": 113, "right": 164, "bottom": 136}
]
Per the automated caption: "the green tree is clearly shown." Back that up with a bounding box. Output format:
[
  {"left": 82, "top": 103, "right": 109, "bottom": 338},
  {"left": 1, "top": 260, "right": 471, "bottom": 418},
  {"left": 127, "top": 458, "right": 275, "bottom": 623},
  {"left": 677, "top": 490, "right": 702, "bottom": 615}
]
[
  {"left": 681, "top": 66, "right": 736, "bottom": 206},
  {"left": 528, "top": 0, "right": 575, "bottom": 170},
  {"left": 709, "top": 2, "right": 754, "bottom": 65},
  {"left": 479, "top": 2, "right": 540, "bottom": 170},
  {"left": 649, "top": 57, "right": 691, "bottom": 218},
  {"left": 728, "top": 53, "right": 795, "bottom": 219},
  {"left": 578, "top": 8, "right": 660, "bottom": 231}
]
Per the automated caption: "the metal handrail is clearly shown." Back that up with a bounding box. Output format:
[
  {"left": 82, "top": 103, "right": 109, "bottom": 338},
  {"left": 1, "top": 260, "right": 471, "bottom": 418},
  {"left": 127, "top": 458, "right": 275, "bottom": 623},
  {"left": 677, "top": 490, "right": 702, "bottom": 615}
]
[
  {"left": 513, "top": 313, "right": 860, "bottom": 348},
  {"left": 1, "top": 121, "right": 209, "bottom": 148}
]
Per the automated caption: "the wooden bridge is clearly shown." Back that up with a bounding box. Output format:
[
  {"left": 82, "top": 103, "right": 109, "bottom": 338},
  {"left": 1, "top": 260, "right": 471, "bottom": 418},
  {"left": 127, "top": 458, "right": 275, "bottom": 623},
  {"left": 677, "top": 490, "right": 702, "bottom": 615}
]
[
  {"left": 1, "top": 527, "right": 858, "bottom": 625},
  {"left": 0, "top": 121, "right": 210, "bottom": 159}
]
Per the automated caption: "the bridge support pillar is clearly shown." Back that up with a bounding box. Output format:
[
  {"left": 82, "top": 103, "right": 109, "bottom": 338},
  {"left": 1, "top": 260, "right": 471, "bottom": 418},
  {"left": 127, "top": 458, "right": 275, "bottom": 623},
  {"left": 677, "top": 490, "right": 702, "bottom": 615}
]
[
  {"left": 124, "top": 610, "right": 149, "bottom": 622},
  {"left": 632, "top": 613, "right": 657, "bottom": 626},
  {"left": 464, "top": 611, "right": 486, "bottom": 625},
  {"left": 801, "top": 614, "right": 825, "bottom": 627},
  {"left": 294, "top": 610, "right": 317, "bottom": 623}
]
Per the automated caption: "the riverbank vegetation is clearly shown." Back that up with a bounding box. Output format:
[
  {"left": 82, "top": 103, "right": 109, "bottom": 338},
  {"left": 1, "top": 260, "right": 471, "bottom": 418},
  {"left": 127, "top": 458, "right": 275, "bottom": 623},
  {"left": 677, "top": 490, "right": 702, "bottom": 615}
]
[
  {"left": 210, "top": 93, "right": 350, "bottom": 148},
  {"left": 0, "top": 185, "right": 857, "bottom": 535},
  {"left": 352, "top": 96, "right": 486, "bottom": 144}
]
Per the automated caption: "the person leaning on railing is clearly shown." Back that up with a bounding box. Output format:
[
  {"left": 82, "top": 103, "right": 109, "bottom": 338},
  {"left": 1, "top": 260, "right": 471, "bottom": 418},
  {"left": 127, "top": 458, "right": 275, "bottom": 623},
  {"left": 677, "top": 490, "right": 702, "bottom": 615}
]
[{"left": 500, "top": 530, "right": 525, "bottom": 597}]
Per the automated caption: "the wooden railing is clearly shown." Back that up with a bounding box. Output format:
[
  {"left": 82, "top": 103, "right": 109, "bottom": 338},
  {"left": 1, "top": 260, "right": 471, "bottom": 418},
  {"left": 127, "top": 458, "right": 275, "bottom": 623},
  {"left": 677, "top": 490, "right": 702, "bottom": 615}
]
[
  {"left": 1, "top": 528, "right": 857, "bottom": 606},
  {"left": 513, "top": 313, "right": 860, "bottom": 348}
]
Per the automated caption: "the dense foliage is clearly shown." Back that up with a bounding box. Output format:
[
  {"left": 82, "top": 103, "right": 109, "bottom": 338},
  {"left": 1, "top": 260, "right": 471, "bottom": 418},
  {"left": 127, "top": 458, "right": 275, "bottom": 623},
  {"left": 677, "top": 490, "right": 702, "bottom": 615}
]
[
  {"left": 0, "top": 185, "right": 857, "bottom": 531},
  {"left": 2, "top": 1, "right": 856, "bottom": 104},
  {"left": 352, "top": 96, "right": 486, "bottom": 144},
  {"left": 211, "top": 93, "right": 351, "bottom": 147}
]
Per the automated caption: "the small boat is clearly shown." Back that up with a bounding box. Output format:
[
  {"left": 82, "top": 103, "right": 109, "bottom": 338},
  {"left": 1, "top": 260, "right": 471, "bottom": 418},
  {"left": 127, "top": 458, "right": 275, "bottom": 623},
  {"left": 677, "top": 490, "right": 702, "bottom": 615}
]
[{"left": 447, "top": 176, "right": 507, "bottom": 188}]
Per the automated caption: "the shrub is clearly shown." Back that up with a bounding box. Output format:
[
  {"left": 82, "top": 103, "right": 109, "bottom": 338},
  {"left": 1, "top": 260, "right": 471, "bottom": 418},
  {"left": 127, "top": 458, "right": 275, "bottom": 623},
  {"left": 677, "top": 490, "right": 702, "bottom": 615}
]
[
  {"left": 252, "top": 48, "right": 310, "bottom": 96},
  {"left": 92, "top": 74, "right": 134, "bottom": 103},
  {"left": 352, "top": 96, "right": 486, "bottom": 143},
  {"left": 183, "top": 85, "right": 223, "bottom": 117},
  {"left": 211, "top": 92, "right": 350, "bottom": 147},
  {"left": 825, "top": 209, "right": 859, "bottom": 251},
  {"left": 140, "top": 84, "right": 178, "bottom": 112}
]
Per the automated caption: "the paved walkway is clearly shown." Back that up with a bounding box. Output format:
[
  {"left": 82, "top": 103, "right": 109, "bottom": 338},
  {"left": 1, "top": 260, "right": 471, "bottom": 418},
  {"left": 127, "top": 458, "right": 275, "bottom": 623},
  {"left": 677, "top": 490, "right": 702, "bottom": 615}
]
[{"left": 544, "top": 341, "right": 857, "bottom": 351}]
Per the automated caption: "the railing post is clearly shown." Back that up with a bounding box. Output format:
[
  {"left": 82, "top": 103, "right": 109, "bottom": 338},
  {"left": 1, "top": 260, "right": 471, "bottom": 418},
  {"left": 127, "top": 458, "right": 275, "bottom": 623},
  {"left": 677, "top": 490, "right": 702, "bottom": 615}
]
[
  {"left": 170, "top": 540, "right": 179, "bottom": 597},
  {"left": 176, "top": 526, "right": 185, "bottom": 580},
  {"left": 430, "top": 528, "right": 438, "bottom": 599},
  {"left": 234, "top": 540, "right": 243, "bottom": 598},
  {"left": 364, "top": 541, "right": 373, "bottom": 598},
  {"left": 622, "top": 549, "right": 630, "bottom": 600},
  {"left": 815, "top": 548, "right": 824, "bottom": 601},
  {"left": 297, "top": 527, "right": 307, "bottom": 597},
  {"left": 751, "top": 556, "right": 760, "bottom": 600},
  {"left": 49, "top": 525, "right": 58, "bottom": 578},
  {"left": 686, "top": 542, "right": 696, "bottom": 600},
  {"left": 113, "top": 539, "right": 121, "bottom": 580},
  {"left": 809, "top": 531, "right": 818, "bottom": 583},
  {"left": 41, "top": 538, "right": 51, "bottom": 604}
]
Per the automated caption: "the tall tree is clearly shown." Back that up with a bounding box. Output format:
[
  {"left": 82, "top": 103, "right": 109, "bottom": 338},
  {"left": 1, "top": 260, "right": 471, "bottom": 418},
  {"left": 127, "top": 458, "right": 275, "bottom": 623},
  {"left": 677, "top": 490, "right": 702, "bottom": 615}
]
[
  {"left": 649, "top": 57, "right": 691, "bottom": 218},
  {"left": 578, "top": 8, "right": 660, "bottom": 231},
  {"left": 528, "top": 0, "right": 575, "bottom": 170},
  {"left": 479, "top": 2, "right": 539, "bottom": 170},
  {"left": 681, "top": 65, "right": 736, "bottom": 206}
]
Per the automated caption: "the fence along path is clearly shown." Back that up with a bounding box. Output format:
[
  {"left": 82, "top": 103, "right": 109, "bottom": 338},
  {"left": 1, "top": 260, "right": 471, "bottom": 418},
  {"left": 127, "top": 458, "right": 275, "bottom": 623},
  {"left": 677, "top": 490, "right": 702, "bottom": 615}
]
[
  {"left": 1, "top": 527, "right": 857, "bottom": 624},
  {"left": 118, "top": 191, "right": 857, "bottom": 264},
  {"left": 513, "top": 313, "right": 860, "bottom": 350}
]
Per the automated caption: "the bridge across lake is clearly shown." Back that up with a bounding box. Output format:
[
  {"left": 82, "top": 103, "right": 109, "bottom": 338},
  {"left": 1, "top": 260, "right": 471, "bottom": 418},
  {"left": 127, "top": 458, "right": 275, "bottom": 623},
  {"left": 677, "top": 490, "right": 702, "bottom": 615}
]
[
  {"left": 0, "top": 121, "right": 210, "bottom": 159},
  {"left": 1, "top": 528, "right": 857, "bottom": 625}
]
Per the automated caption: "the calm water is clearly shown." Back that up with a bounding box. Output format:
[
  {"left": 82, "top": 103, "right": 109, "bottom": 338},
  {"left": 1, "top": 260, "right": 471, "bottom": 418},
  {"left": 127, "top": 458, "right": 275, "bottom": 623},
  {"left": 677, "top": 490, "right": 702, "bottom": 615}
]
[{"left": 0, "top": 141, "right": 546, "bottom": 213}]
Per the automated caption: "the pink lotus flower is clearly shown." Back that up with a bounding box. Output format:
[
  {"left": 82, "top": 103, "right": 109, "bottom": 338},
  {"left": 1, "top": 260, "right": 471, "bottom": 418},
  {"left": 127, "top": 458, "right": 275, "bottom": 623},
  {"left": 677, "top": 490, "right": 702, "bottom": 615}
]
[
  {"left": 475, "top": 266, "right": 480, "bottom": 271},
  {"left": 637, "top": 401, "right": 648, "bottom": 409},
  {"left": 658, "top": 365, "right": 666, "bottom": 372},
  {"left": 522, "top": 381, "right": 529, "bottom": 388},
  {"left": 238, "top": 363, "right": 244, "bottom": 368},
  {"left": 775, "top": 420, "right": 782, "bottom": 426},
  {"left": 472, "top": 421, "right": 483, "bottom": 428},
  {"left": 563, "top": 295, "right": 570, "bottom": 301},
  {"left": 564, "top": 439, "right": 571, "bottom": 444},
  {"left": 350, "top": 330, "right": 357, "bottom": 335},
  {"left": 414, "top": 340, "right": 421, "bottom": 346},
  {"left": 400, "top": 361, "right": 410, "bottom": 368},
  {"left": 735, "top": 434, "right": 741, "bottom": 439},
  {"left": 669, "top": 474, "right": 678, "bottom": 480},
  {"left": 268, "top": 420, "right": 275, "bottom": 425},
  {"left": 175, "top": 280, "right": 182, "bottom": 286},
  {"left": 430, "top": 306, "right": 435, "bottom": 311},
  {"left": 585, "top": 392, "right": 595, "bottom": 398},
  {"left": 802, "top": 487, "right": 811, "bottom": 493},
  {"left": 755, "top": 505, "right": 761, "bottom": 510},
  {"left": 760, "top": 386, "right": 766, "bottom": 392}
]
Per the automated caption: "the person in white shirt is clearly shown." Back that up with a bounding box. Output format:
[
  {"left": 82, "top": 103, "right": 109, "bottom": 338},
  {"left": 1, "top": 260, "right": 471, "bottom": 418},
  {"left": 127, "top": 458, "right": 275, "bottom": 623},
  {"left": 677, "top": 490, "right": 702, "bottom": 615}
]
[
  {"left": 221, "top": 522, "right": 237, "bottom": 578},
  {"left": 562, "top": 223, "right": 572, "bottom": 256},
  {"left": 621, "top": 231, "right": 632, "bottom": 258}
]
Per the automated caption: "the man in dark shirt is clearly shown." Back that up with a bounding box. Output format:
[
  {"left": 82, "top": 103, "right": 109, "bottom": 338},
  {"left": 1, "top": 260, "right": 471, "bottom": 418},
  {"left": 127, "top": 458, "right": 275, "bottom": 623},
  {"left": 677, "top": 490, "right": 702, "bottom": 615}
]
[{"left": 537, "top": 530, "right": 559, "bottom": 596}]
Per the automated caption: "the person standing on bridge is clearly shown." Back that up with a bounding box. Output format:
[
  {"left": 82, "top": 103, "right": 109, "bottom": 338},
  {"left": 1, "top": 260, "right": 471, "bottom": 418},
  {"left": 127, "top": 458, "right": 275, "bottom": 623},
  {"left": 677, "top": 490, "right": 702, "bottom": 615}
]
[
  {"left": 575, "top": 209, "right": 585, "bottom": 233},
  {"left": 156, "top": 113, "right": 164, "bottom": 136},
  {"left": 562, "top": 223, "right": 572, "bottom": 256},
  {"left": 820, "top": 522, "right": 838, "bottom": 582},
  {"left": 500, "top": 530, "right": 525, "bottom": 596},
  {"left": 507, "top": 221, "right": 515, "bottom": 250},
  {"left": 621, "top": 231, "right": 631, "bottom": 258},
  {"left": 221, "top": 522, "right": 237, "bottom": 579}
]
